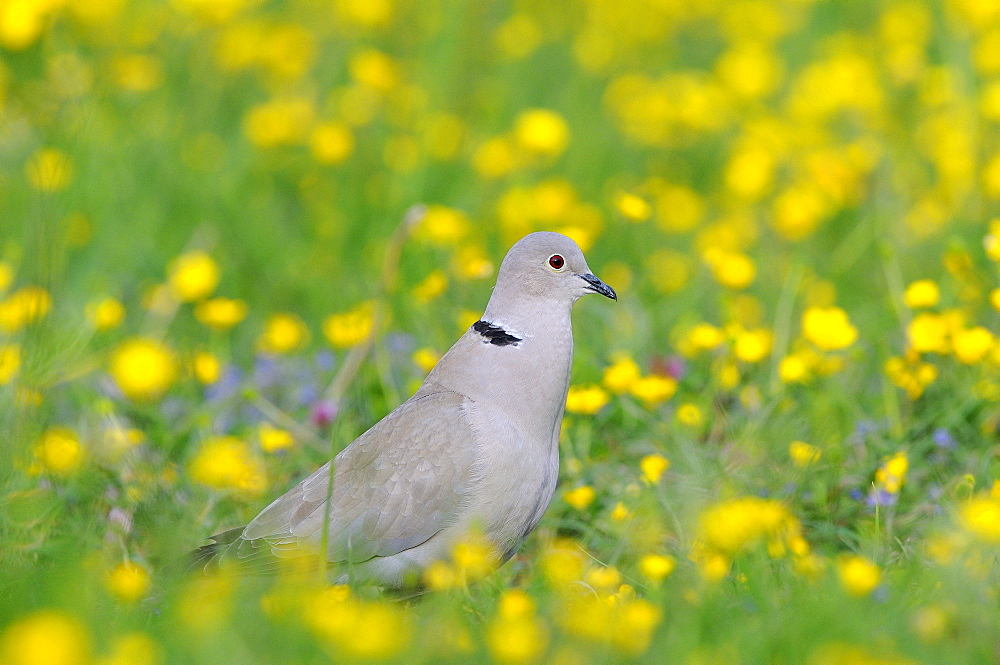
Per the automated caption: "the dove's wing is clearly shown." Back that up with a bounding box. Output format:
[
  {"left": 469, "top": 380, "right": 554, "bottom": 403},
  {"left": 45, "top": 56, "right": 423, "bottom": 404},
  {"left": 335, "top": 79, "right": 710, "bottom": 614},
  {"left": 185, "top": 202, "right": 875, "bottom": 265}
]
[{"left": 237, "top": 390, "right": 478, "bottom": 565}]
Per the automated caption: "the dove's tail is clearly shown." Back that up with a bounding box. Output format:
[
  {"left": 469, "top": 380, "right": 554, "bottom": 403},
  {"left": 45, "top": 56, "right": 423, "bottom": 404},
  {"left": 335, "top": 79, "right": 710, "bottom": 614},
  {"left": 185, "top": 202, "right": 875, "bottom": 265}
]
[{"left": 188, "top": 526, "right": 247, "bottom": 573}]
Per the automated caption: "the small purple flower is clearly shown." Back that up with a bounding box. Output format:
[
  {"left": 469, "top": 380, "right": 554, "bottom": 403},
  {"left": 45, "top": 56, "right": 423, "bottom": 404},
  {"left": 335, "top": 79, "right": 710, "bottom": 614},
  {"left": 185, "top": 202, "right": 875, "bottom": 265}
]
[
  {"left": 932, "top": 428, "right": 956, "bottom": 449},
  {"left": 849, "top": 488, "right": 864, "bottom": 501},
  {"left": 297, "top": 383, "right": 319, "bottom": 406},
  {"left": 866, "top": 489, "right": 898, "bottom": 508},
  {"left": 310, "top": 400, "right": 339, "bottom": 428},
  {"left": 314, "top": 350, "right": 336, "bottom": 372},
  {"left": 652, "top": 355, "right": 686, "bottom": 381},
  {"left": 254, "top": 354, "right": 281, "bottom": 389},
  {"left": 206, "top": 366, "right": 242, "bottom": 402}
]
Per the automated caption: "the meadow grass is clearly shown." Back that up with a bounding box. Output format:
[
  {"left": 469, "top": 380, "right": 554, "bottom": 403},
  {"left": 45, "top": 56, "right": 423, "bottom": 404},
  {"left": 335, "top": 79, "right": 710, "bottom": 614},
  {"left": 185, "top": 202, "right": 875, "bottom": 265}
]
[{"left": 2, "top": 0, "right": 1000, "bottom": 663}]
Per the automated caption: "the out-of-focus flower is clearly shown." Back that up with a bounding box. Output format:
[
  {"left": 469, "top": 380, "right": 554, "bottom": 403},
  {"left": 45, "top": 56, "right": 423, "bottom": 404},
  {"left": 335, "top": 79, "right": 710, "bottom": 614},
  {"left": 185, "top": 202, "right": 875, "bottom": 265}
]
[
  {"left": 655, "top": 185, "right": 704, "bottom": 233},
  {"left": 306, "top": 589, "right": 411, "bottom": 660},
  {"left": 310, "top": 122, "right": 354, "bottom": 164},
  {"left": 112, "top": 55, "right": 162, "bottom": 92},
  {"left": 638, "top": 553, "right": 676, "bottom": 584},
  {"left": 952, "top": 326, "right": 994, "bottom": 364},
  {"left": 193, "top": 351, "right": 221, "bottom": 384},
  {"left": 990, "top": 288, "right": 1000, "bottom": 311},
  {"left": 413, "top": 205, "right": 470, "bottom": 246},
  {"left": 32, "top": 427, "right": 84, "bottom": 476},
  {"left": 640, "top": 454, "right": 670, "bottom": 484},
  {"left": 733, "top": 328, "right": 772, "bottom": 362},
  {"left": 0, "top": 610, "right": 91, "bottom": 665},
  {"left": 885, "top": 353, "right": 938, "bottom": 399},
  {"left": 564, "top": 485, "right": 596, "bottom": 510},
  {"left": 874, "top": 452, "right": 908, "bottom": 494},
  {"left": 105, "top": 562, "right": 150, "bottom": 603},
  {"left": 602, "top": 353, "right": 641, "bottom": 394},
  {"left": 310, "top": 400, "right": 339, "bottom": 428},
  {"left": 697, "top": 497, "right": 799, "bottom": 556},
  {"left": 323, "top": 301, "right": 375, "bottom": 348},
  {"left": 195, "top": 297, "right": 248, "bottom": 330},
  {"left": 515, "top": 109, "right": 570, "bottom": 157},
  {"left": 26, "top": 148, "right": 73, "bottom": 191},
  {"left": 0, "top": 344, "right": 20, "bottom": 384},
  {"left": 959, "top": 495, "right": 1000, "bottom": 543},
  {"left": 349, "top": 49, "right": 398, "bottom": 92},
  {"left": 0, "top": 286, "right": 52, "bottom": 332},
  {"left": 168, "top": 251, "right": 219, "bottom": 302},
  {"left": 675, "top": 403, "right": 703, "bottom": 427},
  {"left": 629, "top": 375, "right": 677, "bottom": 406},
  {"left": 802, "top": 306, "right": 858, "bottom": 350},
  {"left": 259, "top": 423, "right": 295, "bottom": 454},
  {"left": 99, "top": 633, "right": 162, "bottom": 665},
  {"left": 614, "top": 191, "right": 651, "bottom": 221},
  {"left": 704, "top": 249, "right": 755, "bottom": 289},
  {"left": 412, "top": 348, "right": 440, "bottom": 373},
  {"left": 188, "top": 435, "right": 267, "bottom": 496},
  {"left": 789, "top": 441, "right": 821, "bottom": 467},
  {"left": 243, "top": 97, "right": 315, "bottom": 148},
  {"left": 258, "top": 313, "right": 309, "bottom": 354},
  {"left": 410, "top": 270, "right": 447, "bottom": 304},
  {"left": 86, "top": 297, "right": 125, "bottom": 331},
  {"left": 904, "top": 280, "right": 940, "bottom": 308},
  {"left": 836, "top": 554, "right": 881, "bottom": 597},
  {"left": 487, "top": 596, "right": 548, "bottom": 664},
  {"left": 110, "top": 338, "right": 178, "bottom": 401},
  {"left": 907, "top": 312, "right": 949, "bottom": 353},
  {"left": 0, "top": 261, "right": 12, "bottom": 293},
  {"left": 565, "top": 384, "right": 610, "bottom": 415}
]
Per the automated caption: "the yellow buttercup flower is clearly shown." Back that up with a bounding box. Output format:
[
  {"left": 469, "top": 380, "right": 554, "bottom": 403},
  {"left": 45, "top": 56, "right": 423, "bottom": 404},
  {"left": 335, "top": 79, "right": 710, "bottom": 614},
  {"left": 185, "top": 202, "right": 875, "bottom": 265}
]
[
  {"left": 836, "top": 555, "right": 881, "bottom": 597},
  {"left": 412, "top": 347, "right": 440, "bottom": 373},
  {"left": 789, "top": 441, "right": 821, "bottom": 467},
  {"left": 565, "top": 384, "right": 610, "bottom": 415},
  {"left": 110, "top": 338, "right": 178, "bottom": 401},
  {"left": 675, "top": 403, "right": 703, "bottom": 427},
  {"left": 0, "top": 344, "right": 20, "bottom": 385},
  {"left": 259, "top": 423, "right": 295, "bottom": 454},
  {"left": 99, "top": 633, "right": 161, "bottom": 665},
  {"left": 614, "top": 191, "right": 651, "bottom": 221},
  {"left": 0, "top": 286, "right": 52, "bottom": 332},
  {"left": 410, "top": 270, "right": 448, "bottom": 304},
  {"left": 26, "top": 148, "right": 73, "bottom": 191},
  {"left": 105, "top": 562, "right": 151, "bottom": 603},
  {"left": 0, "top": 611, "right": 91, "bottom": 665},
  {"left": 86, "top": 297, "right": 125, "bottom": 331},
  {"left": 193, "top": 351, "right": 221, "bottom": 384},
  {"left": 733, "top": 328, "right": 773, "bottom": 363},
  {"left": 32, "top": 427, "right": 84, "bottom": 476},
  {"left": 602, "top": 353, "right": 641, "bottom": 394},
  {"left": 959, "top": 495, "right": 1000, "bottom": 543},
  {"left": 907, "top": 312, "right": 949, "bottom": 353},
  {"left": 640, "top": 454, "right": 670, "bottom": 484},
  {"left": 638, "top": 554, "right": 676, "bottom": 584},
  {"left": 168, "top": 251, "right": 219, "bottom": 302},
  {"left": 704, "top": 249, "right": 756, "bottom": 289},
  {"left": 802, "top": 306, "right": 858, "bottom": 350},
  {"left": 564, "top": 485, "right": 596, "bottom": 510},
  {"left": 487, "top": 609, "right": 548, "bottom": 665},
  {"left": 310, "top": 122, "right": 354, "bottom": 164},
  {"left": 258, "top": 313, "right": 309, "bottom": 354},
  {"left": 243, "top": 96, "right": 315, "bottom": 148},
  {"left": 903, "top": 279, "right": 940, "bottom": 308},
  {"left": 952, "top": 326, "right": 994, "bottom": 364},
  {"left": 0, "top": 261, "right": 12, "bottom": 293},
  {"left": 629, "top": 375, "right": 677, "bottom": 406},
  {"left": 189, "top": 436, "right": 267, "bottom": 496},
  {"left": 195, "top": 297, "right": 248, "bottom": 330},
  {"left": 323, "top": 301, "right": 375, "bottom": 348},
  {"left": 515, "top": 108, "right": 570, "bottom": 157},
  {"left": 413, "top": 205, "right": 470, "bottom": 246}
]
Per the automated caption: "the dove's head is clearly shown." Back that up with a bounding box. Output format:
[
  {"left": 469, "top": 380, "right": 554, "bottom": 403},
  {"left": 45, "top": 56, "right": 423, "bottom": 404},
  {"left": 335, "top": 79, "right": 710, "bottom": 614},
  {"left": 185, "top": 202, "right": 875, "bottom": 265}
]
[{"left": 490, "top": 232, "right": 617, "bottom": 306}]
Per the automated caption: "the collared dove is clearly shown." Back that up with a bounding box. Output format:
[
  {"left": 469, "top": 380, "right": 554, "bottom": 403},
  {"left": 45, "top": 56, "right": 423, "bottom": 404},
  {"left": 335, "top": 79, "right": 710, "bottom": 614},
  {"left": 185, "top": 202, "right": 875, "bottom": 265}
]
[{"left": 192, "top": 231, "right": 616, "bottom": 586}]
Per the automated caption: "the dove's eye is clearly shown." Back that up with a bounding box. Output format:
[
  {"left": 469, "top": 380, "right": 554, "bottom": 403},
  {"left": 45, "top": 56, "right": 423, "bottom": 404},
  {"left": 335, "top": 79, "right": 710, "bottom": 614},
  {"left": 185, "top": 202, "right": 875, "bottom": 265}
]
[{"left": 548, "top": 254, "right": 565, "bottom": 270}]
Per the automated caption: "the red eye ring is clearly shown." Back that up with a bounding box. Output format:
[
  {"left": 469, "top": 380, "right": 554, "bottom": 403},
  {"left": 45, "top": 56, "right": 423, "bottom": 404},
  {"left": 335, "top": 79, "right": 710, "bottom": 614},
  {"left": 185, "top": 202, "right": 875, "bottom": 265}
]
[{"left": 548, "top": 254, "right": 565, "bottom": 270}]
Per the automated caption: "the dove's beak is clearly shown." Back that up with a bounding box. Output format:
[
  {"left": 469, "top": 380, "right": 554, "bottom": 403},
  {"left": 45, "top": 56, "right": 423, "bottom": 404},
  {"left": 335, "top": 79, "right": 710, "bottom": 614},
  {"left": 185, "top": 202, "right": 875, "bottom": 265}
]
[{"left": 579, "top": 273, "right": 617, "bottom": 300}]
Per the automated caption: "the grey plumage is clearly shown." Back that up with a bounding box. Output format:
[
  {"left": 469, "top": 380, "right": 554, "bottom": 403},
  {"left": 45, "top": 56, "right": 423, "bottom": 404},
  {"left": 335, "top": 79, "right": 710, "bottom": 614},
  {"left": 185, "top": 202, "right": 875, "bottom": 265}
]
[{"left": 192, "top": 231, "right": 616, "bottom": 586}]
